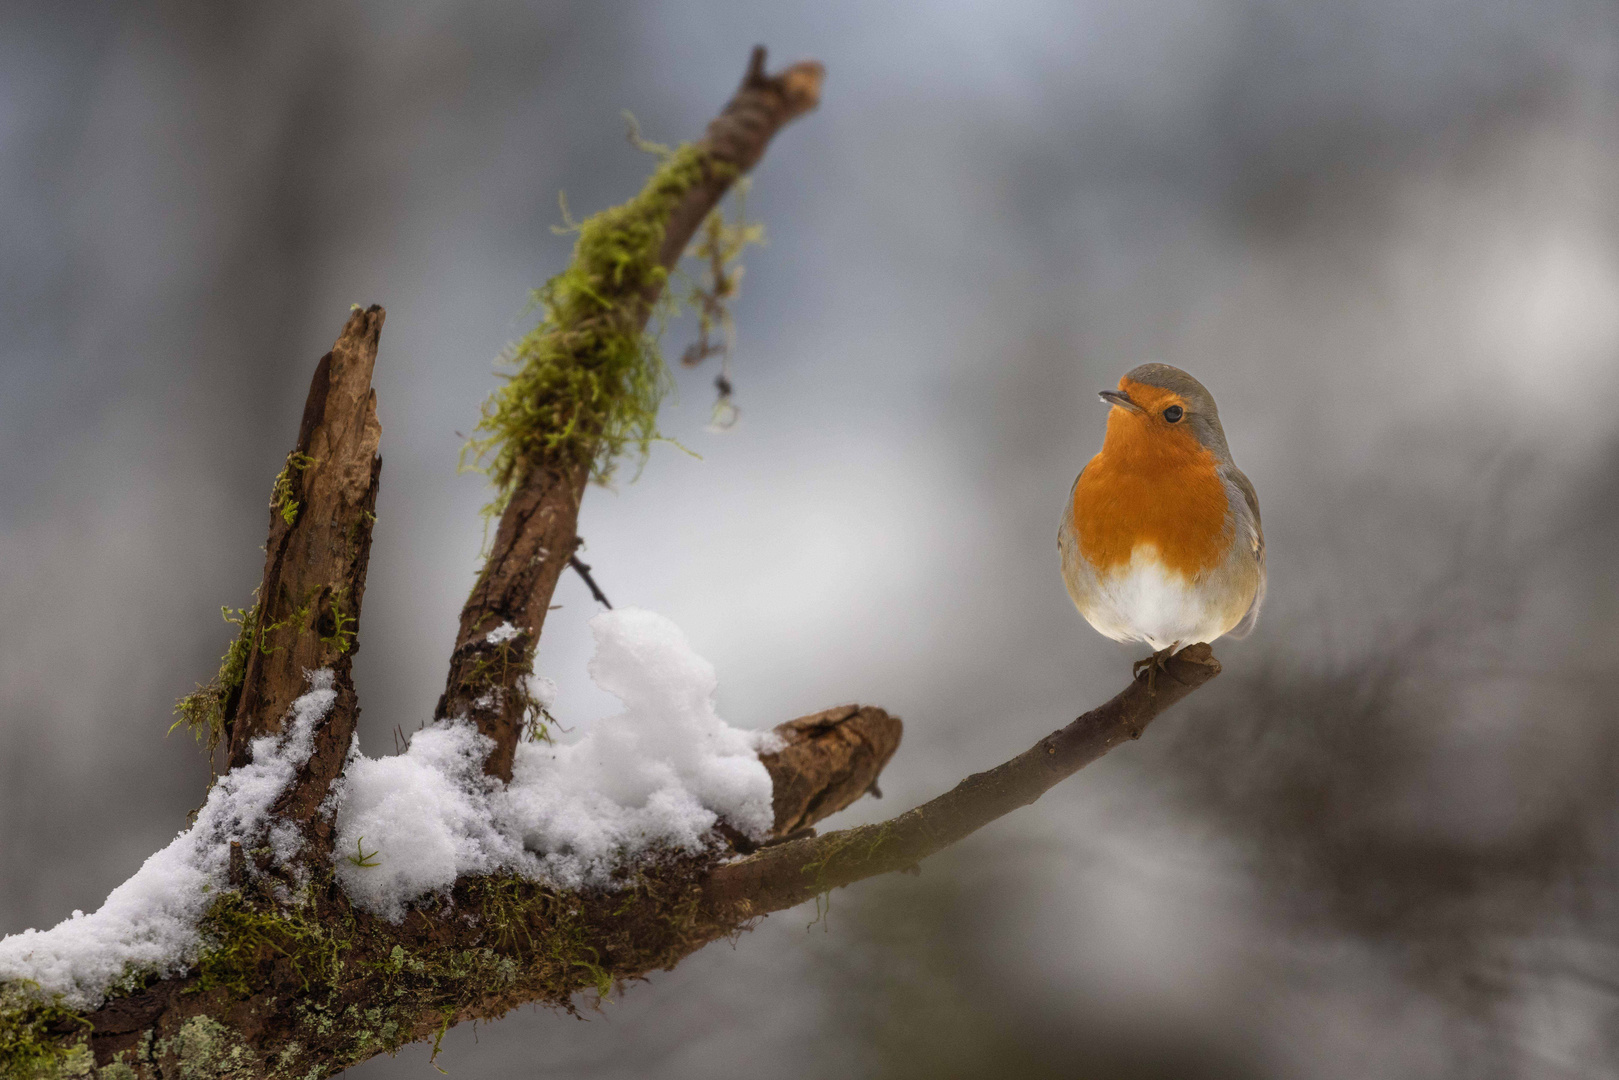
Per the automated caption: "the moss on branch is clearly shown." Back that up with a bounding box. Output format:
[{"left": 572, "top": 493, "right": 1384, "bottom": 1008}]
[
  {"left": 0, "top": 982, "right": 92, "bottom": 1080},
  {"left": 268, "top": 451, "right": 318, "bottom": 527},
  {"left": 462, "top": 140, "right": 727, "bottom": 515},
  {"left": 0, "top": 860, "right": 728, "bottom": 1078},
  {"left": 170, "top": 603, "right": 260, "bottom": 766}
]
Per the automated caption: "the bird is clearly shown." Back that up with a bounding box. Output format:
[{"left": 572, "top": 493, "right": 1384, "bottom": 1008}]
[{"left": 1058, "top": 363, "right": 1264, "bottom": 685}]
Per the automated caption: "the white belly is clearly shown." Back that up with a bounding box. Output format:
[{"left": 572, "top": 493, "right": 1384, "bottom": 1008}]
[{"left": 1077, "top": 547, "right": 1227, "bottom": 652}]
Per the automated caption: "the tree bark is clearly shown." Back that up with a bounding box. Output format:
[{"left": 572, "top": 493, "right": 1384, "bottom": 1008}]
[
  {"left": 57, "top": 655, "right": 1213, "bottom": 1080},
  {"left": 228, "top": 305, "right": 384, "bottom": 855},
  {"left": 760, "top": 705, "right": 903, "bottom": 838}
]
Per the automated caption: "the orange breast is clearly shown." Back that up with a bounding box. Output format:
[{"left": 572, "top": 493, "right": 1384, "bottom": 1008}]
[{"left": 1071, "top": 419, "right": 1230, "bottom": 578}]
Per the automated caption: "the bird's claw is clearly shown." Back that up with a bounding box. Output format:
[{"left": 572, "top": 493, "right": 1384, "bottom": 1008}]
[{"left": 1132, "top": 645, "right": 1187, "bottom": 694}]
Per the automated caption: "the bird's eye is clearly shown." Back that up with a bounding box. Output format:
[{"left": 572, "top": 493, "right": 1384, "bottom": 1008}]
[{"left": 1163, "top": 405, "right": 1184, "bottom": 423}]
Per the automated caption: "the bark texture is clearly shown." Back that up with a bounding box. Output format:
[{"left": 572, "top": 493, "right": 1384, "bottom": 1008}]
[
  {"left": 68, "top": 701, "right": 904, "bottom": 1080},
  {"left": 229, "top": 306, "right": 384, "bottom": 853},
  {"left": 761, "top": 705, "right": 903, "bottom": 837},
  {"left": 56, "top": 658, "right": 1211, "bottom": 1080}
]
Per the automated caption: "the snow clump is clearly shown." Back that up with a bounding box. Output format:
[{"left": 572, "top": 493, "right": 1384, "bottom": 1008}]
[
  {"left": 0, "top": 672, "right": 338, "bottom": 1009},
  {"left": 332, "top": 608, "right": 780, "bottom": 919}
]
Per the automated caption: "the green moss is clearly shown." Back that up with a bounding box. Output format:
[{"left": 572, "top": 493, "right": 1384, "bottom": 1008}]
[
  {"left": 318, "top": 586, "right": 356, "bottom": 655},
  {"left": 426, "top": 1009, "right": 455, "bottom": 1073},
  {"left": 801, "top": 822, "right": 898, "bottom": 928},
  {"left": 170, "top": 603, "right": 260, "bottom": 770},
  {"left": 461, "top": 139, "right": 722, "bottom": 516},
  {"left": 471, "top": 878, "right": 610, "bottom": 998},
  {"left": 269, "top": 452, "right": 318, "bottom": 527},
  {"left": 458, "top": 628, "right": 557, "bottom": 743},
  {"left": 0, "top": 982, "right": 91, "bottom": 1080},
  {"left": 3, "top": 866, "right": 710, "bottom": 1077},
  {"left": 193, "top": 891, "right": 352, "bottom": 998},
  {"left": 344, "top": 837, "right": 381, "bottom": 869},
  {"left": 94, "top": 1059, "right": 139, "bottom": 1080},
  {"left": 172, "top": 578, "right": 358, "bottom": 767}
]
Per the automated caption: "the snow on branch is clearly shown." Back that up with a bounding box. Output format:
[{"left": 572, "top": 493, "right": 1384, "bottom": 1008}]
[
  {"left": 333, "top": 609, "right": 784, "bottom": 919},
  {"left": 0, "top": 672, "right": 340, "bottom": 1009}
]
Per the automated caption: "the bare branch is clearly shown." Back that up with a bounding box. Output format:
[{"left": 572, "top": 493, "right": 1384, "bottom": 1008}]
[
  {"left": 700, "top": 646, "right": 1221, "bottom": 918},
  {"left": 440, "top": 48, "right": 826, "bottom": 781},
  {"left": 227, "top": 306, "right": 384, "bottom": 850}
]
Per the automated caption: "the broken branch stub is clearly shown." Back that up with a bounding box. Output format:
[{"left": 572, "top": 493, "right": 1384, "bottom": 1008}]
[
  {"left": 762, "top": 705, "right": 902, "bottom": 837},
  {"left": 227, "top": 305, "right": 384, "bottom": 848}
]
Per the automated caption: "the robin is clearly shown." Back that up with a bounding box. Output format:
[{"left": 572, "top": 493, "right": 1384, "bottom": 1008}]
[{"left": 1058, "top": 363, "right": 1265, "bottom": 684}]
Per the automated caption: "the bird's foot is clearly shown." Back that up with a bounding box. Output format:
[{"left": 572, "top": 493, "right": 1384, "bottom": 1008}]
[{"left": 1132, "top": 644, "right": 1184, "bottom": 694}]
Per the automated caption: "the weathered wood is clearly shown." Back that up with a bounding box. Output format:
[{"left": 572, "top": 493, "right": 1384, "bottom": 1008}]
[
  {"left": 227, "top": 305, "right": 384, "bottom": 849},
  {"left": 0, "top": 50, "right": 1236, "bottom": 1080},
  {"left": 762, "top": 705, "right": 902, "bottom": 836},
  {"left": 438, "top": 48, "right": 826, "bottom": 781}
]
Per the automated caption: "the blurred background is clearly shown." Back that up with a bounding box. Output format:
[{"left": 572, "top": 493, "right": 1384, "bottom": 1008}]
[{"left": 3, "top": 1, "right": 1618, "bottom": 1077}]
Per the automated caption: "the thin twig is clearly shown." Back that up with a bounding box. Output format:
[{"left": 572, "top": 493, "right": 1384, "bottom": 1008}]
[{"left": 568, "top": 555, "right": 614, "bottom": 609}]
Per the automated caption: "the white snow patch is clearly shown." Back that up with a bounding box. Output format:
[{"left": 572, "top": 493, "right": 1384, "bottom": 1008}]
[
  {"left": 0, "top": 671, "right": 338, "bottom": 1009},
  {"left": 485, "top": 621, "right": 522, "bottom": 645},
  {"left": 329, "top": 722, "right": 509, "bottom": 919},
  {"left": 522, "top": 673, "right": 558, "bottom": 711},
  {"left": 332, "top": 609, "right": 779, "bottom": 920}
]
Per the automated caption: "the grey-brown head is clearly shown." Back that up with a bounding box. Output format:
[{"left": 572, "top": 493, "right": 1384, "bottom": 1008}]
[{"left": 1097, "top": 362, "right": 1233, "bottom": 464}]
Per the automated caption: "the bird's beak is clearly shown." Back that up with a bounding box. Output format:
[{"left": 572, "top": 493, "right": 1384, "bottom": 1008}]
[{"left": 1098, "top": 389, "right": 1144, "bottom": 414}]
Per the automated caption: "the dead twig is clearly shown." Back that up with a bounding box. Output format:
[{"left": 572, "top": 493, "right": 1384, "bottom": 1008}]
[{"left": 568, "top": 555, "right": 614, "bottom": 609}]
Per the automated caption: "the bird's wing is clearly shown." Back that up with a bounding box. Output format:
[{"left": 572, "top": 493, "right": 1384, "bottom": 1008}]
[
  {"left": 1225, "top": 465, "right": 1264, "bottom": 561},
  {"left": 1225, "top": 464, "right": 1266, "bottom": 638},
  {"left": 1058, "top": 465, "right": 1085, "bottom": 544}
]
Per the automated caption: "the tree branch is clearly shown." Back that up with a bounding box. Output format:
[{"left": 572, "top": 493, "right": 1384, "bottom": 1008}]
[
  {"left": 228, "top": 306, "right": 384, "bottom": 853},
  {"left": 438, "top": 47, "right": 826, "bottom": 781},
  {"left": 52, "top": 663, "right": 1207, "bottom": 1080},
  {"left": 700, "top": 646, "right": 1221, "bottom": 918}
]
